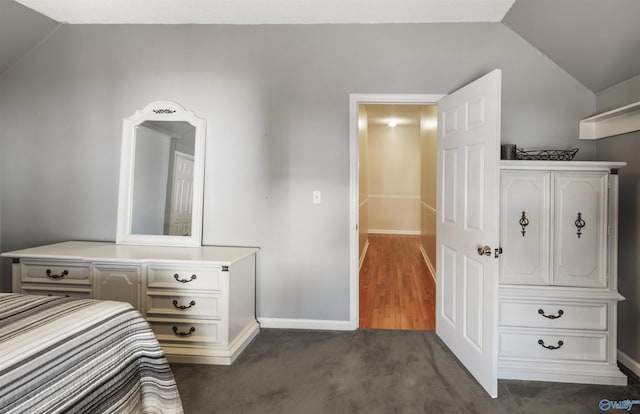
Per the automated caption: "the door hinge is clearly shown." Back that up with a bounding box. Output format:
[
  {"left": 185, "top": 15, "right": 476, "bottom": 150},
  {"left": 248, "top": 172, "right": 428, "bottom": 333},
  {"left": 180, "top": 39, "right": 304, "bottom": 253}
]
[
  {"left": 221, "top": 265, "right": 229, "bottom": 272},
  {"left": 494, "top": 247, "right": 503, "bottom": 258}
]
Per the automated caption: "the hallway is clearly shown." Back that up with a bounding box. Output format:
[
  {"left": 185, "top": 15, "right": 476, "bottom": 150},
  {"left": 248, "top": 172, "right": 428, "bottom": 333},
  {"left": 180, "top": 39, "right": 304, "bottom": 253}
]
[{"left": 359, "top": 234, "right": 436, "bottom": 330}]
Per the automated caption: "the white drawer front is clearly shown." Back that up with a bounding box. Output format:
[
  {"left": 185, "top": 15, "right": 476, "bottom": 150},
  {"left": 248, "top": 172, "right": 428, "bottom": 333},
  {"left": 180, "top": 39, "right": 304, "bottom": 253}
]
[
  {"left": 147, "top": 265, "right": 222, "bottom": 291},
  {"left": 21, "top": 261, "right": 90, "bottom": 285},
  {"left": 499, "top": 329, "right": 607, "bottom": 362},
  {"left": 148, "top": 320, "right": 220, "bottom": 343},
  {"left": 21, "top": 285, "right": 92, "bottom": 299},
  {"left": 146, "top": 293, "right": 221, "bottom": 318},
  {"left": 499, "top": 300, "right": 607, "bottom": 330}
]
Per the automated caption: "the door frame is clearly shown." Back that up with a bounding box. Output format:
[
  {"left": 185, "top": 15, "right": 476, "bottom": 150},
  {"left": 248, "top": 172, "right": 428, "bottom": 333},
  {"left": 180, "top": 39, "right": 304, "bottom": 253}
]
[{"left": 348, "top": 93, "right": 446, "bottom": 329}]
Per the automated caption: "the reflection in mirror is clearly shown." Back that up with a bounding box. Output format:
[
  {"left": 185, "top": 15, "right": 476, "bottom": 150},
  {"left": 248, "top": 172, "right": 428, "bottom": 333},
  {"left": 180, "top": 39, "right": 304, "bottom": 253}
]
[
  {"left": 131, "top": 121, "right": 195, "bottom": 236},
  {"left": 117, "top": 101, "right": 205, "bottom": 247}
]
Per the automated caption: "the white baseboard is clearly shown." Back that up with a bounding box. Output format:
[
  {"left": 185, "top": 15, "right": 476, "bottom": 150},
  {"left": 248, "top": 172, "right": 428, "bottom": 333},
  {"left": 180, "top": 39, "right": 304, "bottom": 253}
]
[
  {"left": 419, "top": 244, "right": 436, "bottom": 284},
  {"left": 359, "top": 239, "right": 370, "bottom": 271},
  {"left": 258, "top": 317, "right": 356, "bottom": 331},
  {"left": 368, "top": 229, "right": 421, "bottom": 235},
  {"left": 618, "top": 349, "right": 640, "bottom": 378}
]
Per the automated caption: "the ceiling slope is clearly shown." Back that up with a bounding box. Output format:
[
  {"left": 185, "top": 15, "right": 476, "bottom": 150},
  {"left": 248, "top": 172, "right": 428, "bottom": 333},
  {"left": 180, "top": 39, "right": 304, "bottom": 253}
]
[
  {"left": 0, "top": 0, "right": 59, "bottom": 75},
  {"left": 503, "top": 0, "right": 640, "bottom": 93},
  {"left": 12, "top": 0, "right": 515, "bottom": 24}
]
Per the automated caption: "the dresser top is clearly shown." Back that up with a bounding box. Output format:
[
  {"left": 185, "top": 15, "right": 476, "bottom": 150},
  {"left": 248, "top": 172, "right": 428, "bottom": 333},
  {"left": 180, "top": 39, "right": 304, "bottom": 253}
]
[
  {"left": 500, "top": 160, "right": 626, "bottom": 171},
  {"left": 1, "top": 241, "right": 258, "bottom": 265}
]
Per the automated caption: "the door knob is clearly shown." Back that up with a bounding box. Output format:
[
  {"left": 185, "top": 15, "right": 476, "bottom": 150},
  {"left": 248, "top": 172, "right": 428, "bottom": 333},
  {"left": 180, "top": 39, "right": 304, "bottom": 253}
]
[{"left": 477, "top": 245, "right": 492, "bottom": 256}]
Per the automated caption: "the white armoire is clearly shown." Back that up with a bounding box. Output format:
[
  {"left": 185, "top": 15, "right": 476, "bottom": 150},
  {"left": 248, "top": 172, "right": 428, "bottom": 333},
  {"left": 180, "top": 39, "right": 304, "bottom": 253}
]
[{"left": 497, "top": 160, "right": 627, "bottom": 385}]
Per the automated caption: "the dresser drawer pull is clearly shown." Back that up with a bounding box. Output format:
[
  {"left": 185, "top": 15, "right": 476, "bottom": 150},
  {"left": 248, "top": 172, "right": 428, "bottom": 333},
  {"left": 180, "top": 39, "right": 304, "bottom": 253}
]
[
  {"left": 537, "top": 339, "right": 564, "bottom": 350},
  {"left": 174, "top": 273, "right": 197, "bottom": 283},
  {"left": 46, "top": 269, "right": 69, "bottom": 279},
  {"left": 538, "top": 308, "right": 564, "bottom": 319},
  {"left": 172, "top": 300, "right": 196, "bottom": 310},
  {"left": 172, "top": 326, "right": 196, "bottom": 337}
]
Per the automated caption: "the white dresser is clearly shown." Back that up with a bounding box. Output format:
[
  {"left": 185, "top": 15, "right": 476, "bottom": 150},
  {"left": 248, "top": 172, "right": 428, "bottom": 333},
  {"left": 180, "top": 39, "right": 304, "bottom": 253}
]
[
  {"left": 498, "top": 161, "right": 627, "bottom": 385},
  {"left": 1, "top": 241, "right": 259, "bottom": 365}
]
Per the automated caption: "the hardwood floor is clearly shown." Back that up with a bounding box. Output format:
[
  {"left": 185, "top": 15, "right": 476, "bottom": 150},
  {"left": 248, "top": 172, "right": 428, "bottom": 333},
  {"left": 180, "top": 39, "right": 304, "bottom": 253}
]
[{"left": 359, "top": 234, "right": 436, "bottom": 330}]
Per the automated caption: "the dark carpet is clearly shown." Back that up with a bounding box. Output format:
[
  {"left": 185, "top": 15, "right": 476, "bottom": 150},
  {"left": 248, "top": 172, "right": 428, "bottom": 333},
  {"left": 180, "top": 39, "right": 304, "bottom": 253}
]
[{"left": 171, "top": 329, "right": 640, "bottom": 414}]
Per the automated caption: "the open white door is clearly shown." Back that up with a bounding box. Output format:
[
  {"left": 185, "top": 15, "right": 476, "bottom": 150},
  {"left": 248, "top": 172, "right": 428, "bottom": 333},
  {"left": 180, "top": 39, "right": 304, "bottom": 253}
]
[
  {"left": 168, "top": 151, "right": 194, "bottom": 236},
  {"left": 436, "top": 70, "right": 502, "bottom": 398}
]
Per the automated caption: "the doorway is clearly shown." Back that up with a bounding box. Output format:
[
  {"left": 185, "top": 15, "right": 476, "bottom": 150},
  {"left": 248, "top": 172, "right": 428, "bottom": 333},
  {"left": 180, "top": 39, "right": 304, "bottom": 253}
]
[{"left": 349, "top": 94, "right": 444, "bottom": 330}]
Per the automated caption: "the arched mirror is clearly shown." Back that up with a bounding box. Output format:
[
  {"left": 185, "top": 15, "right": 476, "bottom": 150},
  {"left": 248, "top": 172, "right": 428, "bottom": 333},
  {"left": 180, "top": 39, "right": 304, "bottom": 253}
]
[{"left": 116, "top": 101, "right": 206, "bottom": 247}]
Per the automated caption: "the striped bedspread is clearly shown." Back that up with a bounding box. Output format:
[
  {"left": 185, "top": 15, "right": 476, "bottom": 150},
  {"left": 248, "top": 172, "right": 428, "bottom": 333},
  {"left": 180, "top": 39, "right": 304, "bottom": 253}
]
[{"left": 0, "top": 293, "right": 183, "bottom": 414}]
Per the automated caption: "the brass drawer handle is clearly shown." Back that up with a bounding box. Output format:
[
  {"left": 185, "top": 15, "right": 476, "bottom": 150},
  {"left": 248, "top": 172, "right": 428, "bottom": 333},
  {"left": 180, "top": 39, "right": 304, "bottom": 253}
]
[
  {"left": 538, "top": 339, "right": 564, "bottom": 350},
  {"left": 538, "top": 308, "right": 564, "bottom": 319},
  {"left": 172, "top": 300, "right": 196, "bottom": 310},
  {"left": 174, "top": 273, "right": 197, "bottom": 283},
  {"left": 172, "top": 326, "right": 196, "bottom": 337},
  {"left": 46, "top": 269, "right": 69, "bottom": 279}
]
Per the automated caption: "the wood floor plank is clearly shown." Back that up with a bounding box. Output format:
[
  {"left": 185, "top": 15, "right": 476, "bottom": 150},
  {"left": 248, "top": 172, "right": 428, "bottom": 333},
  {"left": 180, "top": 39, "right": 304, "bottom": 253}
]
[{"left": 359, "top": 234, "right": 436, "bottom": 330}]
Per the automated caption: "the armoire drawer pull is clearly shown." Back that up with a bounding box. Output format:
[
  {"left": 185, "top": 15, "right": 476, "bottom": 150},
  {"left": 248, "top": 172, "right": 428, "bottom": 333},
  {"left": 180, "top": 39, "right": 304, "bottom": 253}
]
[
  {"left": 172, "top": 326, "right": 196, "bottom": 337},
  {"left": 172, "top": 300, "right": 196, "bottom": 310},
  {"left": 46, "top": 269, "right": 69, "bottom": 279},
  {"left": 575, "top": 212, "right": 586, "bottom": 238},
  {"left": 519, "top": 211, "right": 529, "bottom": 237},
  {"left": 538, "top": 308, "right": 564, "bottom": 319},
  {"left": 174, "top": 273, "right": 197, "bottom": 283},
  {"left": 538, "top": 339, "right": 564, "bottom": 350}
]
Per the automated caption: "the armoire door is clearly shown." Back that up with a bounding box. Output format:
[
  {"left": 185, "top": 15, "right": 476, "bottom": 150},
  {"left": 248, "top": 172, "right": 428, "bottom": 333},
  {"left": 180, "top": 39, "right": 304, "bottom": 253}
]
[
  {"left": 500, "top": 170, "right": 550, "bottom": 285},
  {"left": 436, "top": 69, "right": 501, "bottom": 398},
  {"left": 552, "top": 171, "right": 608, "bottom": 288}
]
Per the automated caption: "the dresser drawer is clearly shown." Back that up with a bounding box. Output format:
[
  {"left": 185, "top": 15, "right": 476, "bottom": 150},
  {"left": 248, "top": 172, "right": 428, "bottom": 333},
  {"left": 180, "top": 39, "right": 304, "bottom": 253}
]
[
  {"left": 499, "top": 300, "right": 607, "bottom": 330},
  {"left": 21, "top": 260, "right": 90, "bottom": 285},
  {"left": 21, "top": 285, "right": 92, "bottom": 299},
  {"left": 499, "top": 329, "right": 607, "bottom": 362},
  {"left": 145, "top": 292, "right": 221, "bottom": 319},
  {"left": 148, "top": 319, "right": 220, "bottom": 343},
  {"left": 147, "top": 265, "right": 222, "bottom": 291}
]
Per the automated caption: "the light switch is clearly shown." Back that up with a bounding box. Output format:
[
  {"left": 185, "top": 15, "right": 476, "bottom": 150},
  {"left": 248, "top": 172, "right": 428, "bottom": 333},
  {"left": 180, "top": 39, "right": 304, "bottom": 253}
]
[{"left": 312, "top": 190, "right": 321, "bottom": 204}]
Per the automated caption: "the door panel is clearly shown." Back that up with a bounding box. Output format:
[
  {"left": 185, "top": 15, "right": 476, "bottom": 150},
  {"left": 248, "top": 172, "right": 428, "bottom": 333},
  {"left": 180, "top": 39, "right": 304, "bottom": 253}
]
[
  {"left": 442, "top": 149, "right": 458, "bottom": 224},
  {"left": 436, "top": 70, "right": 501, "bottom": 398},
  {"left": 465, "top": 144, "right": 485, "bottom": 232},
  {"left": 441, "top": 245, "right": 457, "bottom": 325},
  {"left": 464, "top": 255, "right": 484, "bottom": 351}
]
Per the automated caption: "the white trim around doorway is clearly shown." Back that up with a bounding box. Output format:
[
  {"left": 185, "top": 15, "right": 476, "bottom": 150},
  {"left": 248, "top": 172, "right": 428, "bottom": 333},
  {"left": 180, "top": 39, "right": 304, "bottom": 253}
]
[{"left": 348, "top": 93, "right": 446, "bottom": 330}]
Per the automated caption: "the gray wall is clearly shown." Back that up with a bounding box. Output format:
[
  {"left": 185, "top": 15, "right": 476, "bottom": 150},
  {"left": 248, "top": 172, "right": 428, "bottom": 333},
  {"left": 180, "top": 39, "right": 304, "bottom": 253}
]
[
  {"left": 0, "top": 22, "right": 595, "bottom": 320},
  {"left": 595, "top": 74, "right": 640, "bottom": 363}
]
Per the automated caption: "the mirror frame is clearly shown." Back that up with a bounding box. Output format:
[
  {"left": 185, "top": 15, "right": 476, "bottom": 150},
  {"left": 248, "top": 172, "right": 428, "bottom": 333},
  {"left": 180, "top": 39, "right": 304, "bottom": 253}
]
[{"left": 116, "top": 100, "right": 206, "bottom": 247}]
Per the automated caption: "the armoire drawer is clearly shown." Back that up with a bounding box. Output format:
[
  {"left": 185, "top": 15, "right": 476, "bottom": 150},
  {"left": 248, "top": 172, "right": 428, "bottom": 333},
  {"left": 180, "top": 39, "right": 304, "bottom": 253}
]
[
  {"left": 148, "top": 319, "right": 221, "bottom": 343},
  {"left": 147, "top": 265, "right": 222, "bottom": 291},
  {"left": 20, "top": 261, "right": 90, "bottom": 285},
  {"left": 499, "top": 300, "right": 607, "bottom": 330},
  {"left": 145, "top": 292, "right": 221, "bottom": 319},
  {"left": 499, "top": 329, "right": 607, "bottom": 362}
]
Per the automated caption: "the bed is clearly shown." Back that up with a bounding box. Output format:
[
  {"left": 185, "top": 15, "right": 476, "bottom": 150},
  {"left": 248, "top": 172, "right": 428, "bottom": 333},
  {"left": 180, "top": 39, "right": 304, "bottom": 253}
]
[{"left": 0, "top": 293, "right": 183, "bottom": 413}]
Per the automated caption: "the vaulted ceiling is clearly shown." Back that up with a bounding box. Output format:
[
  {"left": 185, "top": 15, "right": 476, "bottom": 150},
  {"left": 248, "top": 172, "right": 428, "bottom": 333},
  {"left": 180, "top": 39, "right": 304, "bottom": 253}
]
[{"left": 2, "top": 0, "right": 640, "bottom": 94}]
